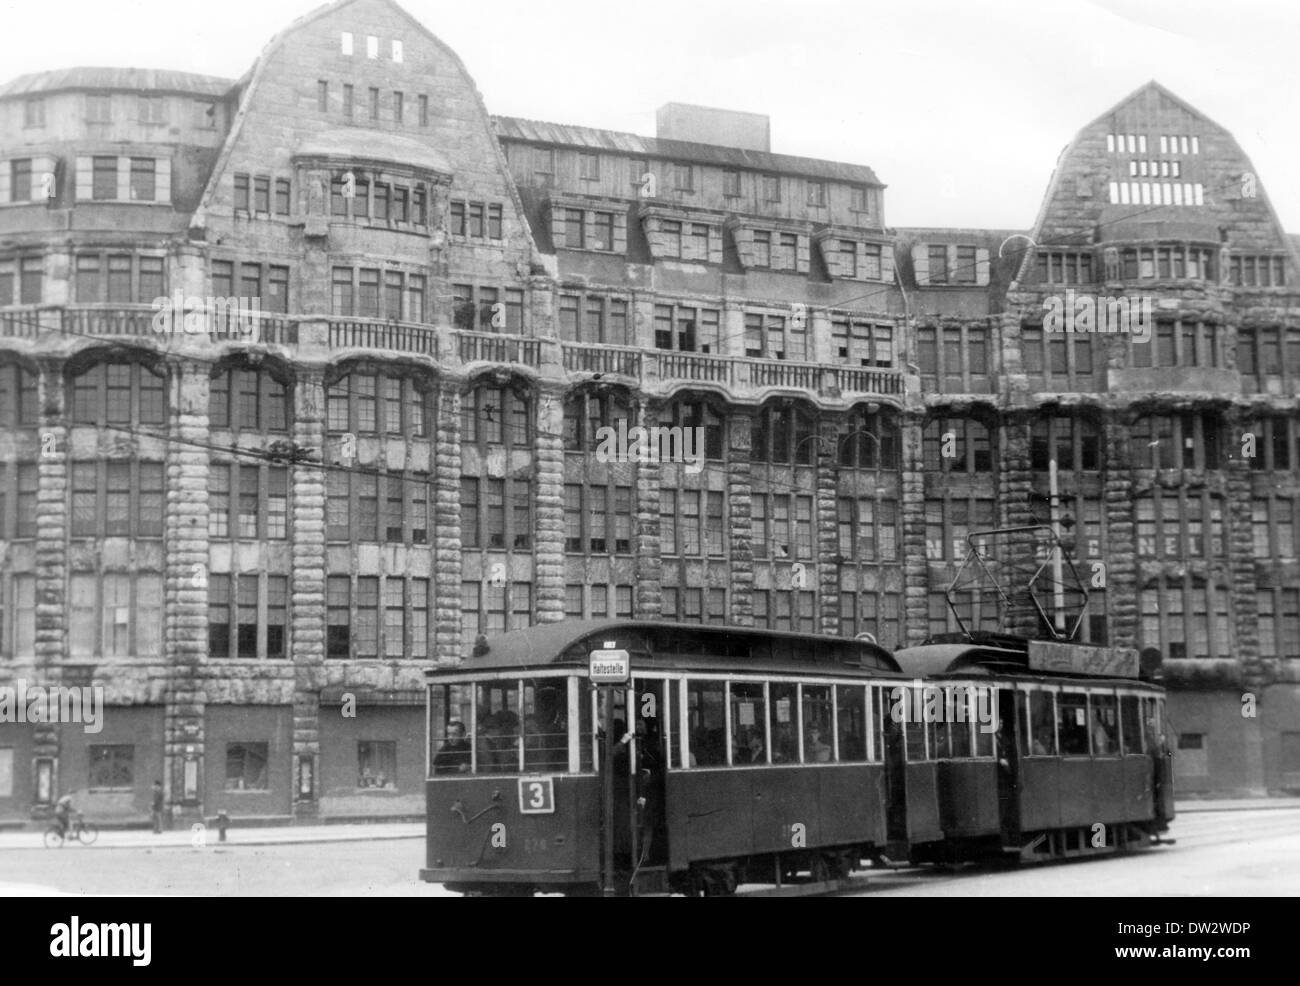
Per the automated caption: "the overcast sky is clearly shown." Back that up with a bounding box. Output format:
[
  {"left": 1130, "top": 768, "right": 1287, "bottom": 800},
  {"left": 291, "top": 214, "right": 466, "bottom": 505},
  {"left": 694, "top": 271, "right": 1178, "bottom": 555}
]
[{"left": 3, "top": 0, "right": 1298, "bottom": 231}]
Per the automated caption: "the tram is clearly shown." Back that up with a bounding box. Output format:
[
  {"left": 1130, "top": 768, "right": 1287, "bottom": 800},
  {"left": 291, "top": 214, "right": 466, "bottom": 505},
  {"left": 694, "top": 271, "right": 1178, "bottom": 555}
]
[{"left": 420, "top": 619, "right": 912, "bottom": 896}]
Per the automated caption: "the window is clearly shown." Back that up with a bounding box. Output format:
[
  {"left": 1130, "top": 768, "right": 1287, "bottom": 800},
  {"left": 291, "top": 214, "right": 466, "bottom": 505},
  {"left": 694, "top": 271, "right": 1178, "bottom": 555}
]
[
  {"left": 88, "top": 746, "right": 133, "bottom": 790},
  {"left": 207, "top": 462, "right": 289, "bottom": 540},
  {"left": 1131, "top": 413, "right": 1221, "bottom": 470},
  {"left": 672, "top": 163, "right": 693, "bottom": 191},
  {"left": 70, "top": 361, "right": 166, "bottom": 426},
  {"left": 87, "top": 94, "right": 112, "bottom": 123},
  {"left": 369, "top": 87, "right": 380, "bottom": 120},
  {"left": 592, "top": 212, "right": 614, "bottom": 251},
  {"left": 837, "top": 409, "right": 899, "bottom": 470},
  {"left": 342, "top": 84, "right": 353, "bottom": 120},
  {"left": 578, "top": 152, "right": 599, "bottom": 180},
  {"left": 274, "top": 179, "right": 291, "bottom": 216},
  {"left": 209, "top": 366, "right": 289, "bottom": 432},
  {"left": 1036, "top": 251, "right": 1095, "bottom": 284},
  {"left": 418, "top": 95, "right": 429, "bottom": 127},
  {"left": 743, "top": 312, "right": 803, "bottom": 360},
  {"left": 723, "top": 170, "right": 741, "bottom": 197},
  {"left": 326, "top": 370, "right": 430, "bottom": 437},
  {"left": 92, "top": 156, "right": 117, "bottom": 200},
  {"left": 751, "top": 405, "right": 815, "bottom": 465},
  {"left": 922, "top": 417, "right": 992, "bottom": 473},
  {"left": 653, "top": 303, "right": 720, "bottom": 353},
  {"left": 761, "top": 175, "right": 781, "bottom": 202},
  {"left": 392, "top": 40, "right": 404, "bottom": 62},
  {"left": 850, "top": 185, "right": 868, "bottom": 212},
  {"left": 807, "top": 180, "right": 826, "bottom": 206},
  {"left": 69, "top": 460, "right": 163, "bottom": 538},
  {"left": 393, "top": 90, "right": 404, "bottom": 124},
  {"left": 358, "top": 741, "right": 397, "bottom": 788},
  {"left": 9, "top": 158, "right": 33, "bottom": 202},
  {"left": 138, "top": 96, "right": 165, "bottom": 124},
  {"left": 0, "top": 364, "right": 39, "bottom": 427},
  {"left": 24, "top": 98, "right": 45, "bottom": 128},
  {"left": 330, "top": 267, "right": 425, "bottom": 320},
  {"left": 208, "top": 574, "right": 288, "bottom": 659},
  {"left": 317, "top": 80, "right": 329, "bottom": 112},
  {"left": 253, "top": 175, "right": 270, "bottom": 213},
  {"left": 564, "top": 208, "right": 583, "bottom": 249},
  {"left": 563, "top": 391, "right": 631, "bottom": 449},
  {"left": 226, "top": 743, "right": 269, "bottom": 790},
  {"left": 68, "top": 573, "right": 162, "bottom": 659},
  {"left": 367, "top": 35, "right": 379, "bottom": 58},
  {"left": 1030, "top": 416, "right": 1100, "bottom": 472},
  {"left": 836, "top": 497, "right": 898, "bottom": 561},
  {"left": 927, "top": 245, "right": 948, "bottom": 284},
  {"left": 562, "top": 483, "right": 633, "bottom": 555},
  {"left": 326, "top": 470, "right": 431, "bottom": 544}
]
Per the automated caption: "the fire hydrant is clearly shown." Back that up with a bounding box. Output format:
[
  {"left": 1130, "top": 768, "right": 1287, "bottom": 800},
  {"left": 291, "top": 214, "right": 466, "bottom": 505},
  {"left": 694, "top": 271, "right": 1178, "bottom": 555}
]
[{"left": 216, "top": 810, "right": 229, "bottom": 842}]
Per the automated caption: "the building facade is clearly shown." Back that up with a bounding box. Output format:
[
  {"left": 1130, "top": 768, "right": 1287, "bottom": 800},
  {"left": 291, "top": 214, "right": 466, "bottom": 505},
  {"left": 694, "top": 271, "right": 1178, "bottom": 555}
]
[{"left": 0, "top": 0, "right": 1296, "bottom": 823}]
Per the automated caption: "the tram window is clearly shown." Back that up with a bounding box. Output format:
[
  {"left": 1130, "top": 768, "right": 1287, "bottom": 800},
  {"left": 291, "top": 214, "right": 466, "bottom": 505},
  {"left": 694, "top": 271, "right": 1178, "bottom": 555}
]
[
  {"left": 770, "top": 682, "right": 799, "bottom": 763},
  {"left": 928, "top": 716, "right": 946, "bottom": 760},
  {"left": 730, "top": 682, "right": 768, "bottom": 765},
  {"left": 579, "top": 681, "right": 594, "bottom": 771},
  {"left": 948, "top": 688, "right": 973, "bottom": 759},
  {"left": 974, "top": 687, "right": 995, "bottom": 757},
  {"left": 686, "top": 680, "right": 726, "bottom": 767},
  {"left": 522, "top": 678, "right": 569, "bottom": 772},
  {"left": 802, "top": 685, "right": 833, "bottom": 762},
  {"left": 476, "top": 682, "right": 522, "bottom": 773},
  {"left": 1120, "top": 694, "right": 1143, "bottom": 755},
  {"left": 903, "top": 688, "right": 927, "bottom": 762},
  {"left": 1027, "top": 690, "right": 1057, "bottom": 756},
  {"left": 871, "top": 687, "right": 888, "bottom": 763},
  {"left": 837, "top": 685, "right": 868, "bottom": 762},
  {"left": 430, "top": 684, "right": 475, "bottom": 775},
  {"left": 1141, "top": 696, "right": 1164, "bottom": 753},
  {"left": 1058, "top": 692, "right": 1090, "bottom": 756},
  {"left": 1090, "top": 694, "right": 1119, "bottom": 757},
  {"left": 668, "top": 679, "right": 682, "bottom": 768}
]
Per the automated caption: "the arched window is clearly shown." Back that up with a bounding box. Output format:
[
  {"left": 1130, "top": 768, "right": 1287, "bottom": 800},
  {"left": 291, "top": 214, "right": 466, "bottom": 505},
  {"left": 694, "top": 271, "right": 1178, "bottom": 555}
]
[
  {"left": 563, "top": 391, "right": 631, "bottom": 452},
  {"left": 326, "top": 367, "right": 432, "bottom": 438},
  {"left": 838, "top": 409, "right": 898, "bottom": 469},
  {"left": 1030, "top": 416, "right": 1099, "bottom": 472},
  {"left": 751, "top": 403, "right": 814, "bottom": 464},
  {"left": 461, "top": 383, "right": 532, "bottom": 449},
  {"left": 69, "top": 360, "right": 166, "bottom": 426},
  {"left": 0, "top": 362, "right": 38, "bottom": 427},
  {"left": 922, "top": 416, "right": 992, "bottom": 473},
  {"left": 210, "top": 364, "right": 291, "bottom": 432},
  {"left": 666, "top": 400, "right": 724, "bottom": 461}
]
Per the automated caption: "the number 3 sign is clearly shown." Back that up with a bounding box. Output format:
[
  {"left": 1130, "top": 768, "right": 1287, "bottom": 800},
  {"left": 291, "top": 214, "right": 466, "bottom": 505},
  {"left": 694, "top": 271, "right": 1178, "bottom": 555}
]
[{"left": 518, "top": 776, "right": 555, "bottom": 814}]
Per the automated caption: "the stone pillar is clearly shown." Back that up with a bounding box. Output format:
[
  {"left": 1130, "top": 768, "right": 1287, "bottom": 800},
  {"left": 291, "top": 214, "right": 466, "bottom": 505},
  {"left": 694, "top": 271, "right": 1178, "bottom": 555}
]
[
  {"left": 999, "top": 413, "right": 1039, "bottom": 638},
  {"left": 899, "top": 417, "right": 929, "bottom": 646},
  {"left": 31, "top": 357, "right": 67, "bottom": 817},
  {"left": 726, "top": 410, "right": 754, "bottom": 625},
  {"left": 1102, "top": 418, "right": 1138, "bottom": 650},
  {"left": 432, "top": 389, "right": 463, "bottom": 663},
  {"left": 534, "top": 385, "right": 566, "bottom": 624},
  {"left": 633, "top": 402, "right": 663, "bottom": 618},
  {"left": 290, "top": 369, "right": 326, "bottom": 817},
  {"left": 816, "top": 421, "right": 841, "bottom": 635},
  {"left": 163, "top": 361, "right": 210, "bottom": 824}
]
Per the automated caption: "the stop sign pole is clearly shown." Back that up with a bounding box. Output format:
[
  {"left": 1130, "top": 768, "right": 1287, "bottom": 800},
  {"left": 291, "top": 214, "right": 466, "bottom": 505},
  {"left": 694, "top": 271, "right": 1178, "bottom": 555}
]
[{"left": 590, "top": 645, "right": 630, "bottom": 897}]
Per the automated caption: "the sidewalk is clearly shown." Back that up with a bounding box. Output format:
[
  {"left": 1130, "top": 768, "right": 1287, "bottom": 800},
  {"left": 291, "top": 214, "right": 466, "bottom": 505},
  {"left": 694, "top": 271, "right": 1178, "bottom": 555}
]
[
  {"left": 0, "top": 821, "right": 424, "bottom": 851},
  {"left": 0, "top": 798, "right": 1294, "bottom": 852}
]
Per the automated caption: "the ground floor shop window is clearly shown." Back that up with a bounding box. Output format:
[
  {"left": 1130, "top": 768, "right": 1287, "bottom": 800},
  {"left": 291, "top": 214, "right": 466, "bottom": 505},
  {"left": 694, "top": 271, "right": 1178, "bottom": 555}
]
[
  {"left": 226, "top": 743, "right": 268, "bottom": 790},
  {"left": 88, "top": 744, "right": 134, "bottom": 790},
  {"left": 358, "top": 741, "right": 396, "bottom": 789}
]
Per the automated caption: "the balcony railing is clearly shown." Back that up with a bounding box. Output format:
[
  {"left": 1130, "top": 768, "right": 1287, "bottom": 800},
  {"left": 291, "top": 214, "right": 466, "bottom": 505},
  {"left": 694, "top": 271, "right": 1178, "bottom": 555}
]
[
  {"left": 63, "top": 305, "right": 157, "bottom": 339},
  {"left": 0, "top": 307, "right": 44, "bottom": 338},
  {"left": 329, "top": 318, "right": 437, "bottom": 355},
  {"left": 457, "top": 330, "right": 540, "bottom": 367},
  {"left": 658, "top": 351, "right": 735, "bottom": 385},
  {"left": 561, "top": 342, "right": 642, "bottom": 377}
]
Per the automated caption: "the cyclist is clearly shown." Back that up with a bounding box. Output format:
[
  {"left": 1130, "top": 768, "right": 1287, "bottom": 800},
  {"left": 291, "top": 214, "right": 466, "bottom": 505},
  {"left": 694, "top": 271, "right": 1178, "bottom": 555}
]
[{"left": 53, "top": 793, "right": 75, "bottom": 837}]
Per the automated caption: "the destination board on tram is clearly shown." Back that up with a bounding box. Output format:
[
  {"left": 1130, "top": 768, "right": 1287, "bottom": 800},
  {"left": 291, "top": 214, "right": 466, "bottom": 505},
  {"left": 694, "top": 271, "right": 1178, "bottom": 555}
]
[{"left": 1027, "top": 640, "right": 1140, "bottom": 679}]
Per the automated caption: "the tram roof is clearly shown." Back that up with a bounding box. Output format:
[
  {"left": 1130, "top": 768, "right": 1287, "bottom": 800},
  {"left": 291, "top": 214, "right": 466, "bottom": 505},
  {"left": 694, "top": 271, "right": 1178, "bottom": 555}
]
[
  {"left": 894, "top": 637, "right": 1155, "bottom": 685},
  {"left": 427, "top": 619, "right": 902, "bottom": 677}
]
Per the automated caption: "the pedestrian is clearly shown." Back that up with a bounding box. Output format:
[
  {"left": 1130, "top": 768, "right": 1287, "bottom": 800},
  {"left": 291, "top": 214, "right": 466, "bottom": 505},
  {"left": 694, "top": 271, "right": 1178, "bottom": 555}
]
[{"left": 151, "top": 780, "right": 164, "bottom": 834}]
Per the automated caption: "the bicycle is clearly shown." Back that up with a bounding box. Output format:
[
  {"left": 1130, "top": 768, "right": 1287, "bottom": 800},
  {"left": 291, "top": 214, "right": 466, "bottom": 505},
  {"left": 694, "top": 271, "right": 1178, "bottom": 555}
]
[{"left": 43, "top": 813, "right": 98, "bottom": 848}]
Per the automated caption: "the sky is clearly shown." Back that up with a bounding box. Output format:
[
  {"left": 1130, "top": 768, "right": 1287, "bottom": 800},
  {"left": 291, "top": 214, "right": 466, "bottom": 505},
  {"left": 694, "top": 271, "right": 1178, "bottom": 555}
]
[{"left": 2, "top": 0, "right": 1298, "bottom": 231}]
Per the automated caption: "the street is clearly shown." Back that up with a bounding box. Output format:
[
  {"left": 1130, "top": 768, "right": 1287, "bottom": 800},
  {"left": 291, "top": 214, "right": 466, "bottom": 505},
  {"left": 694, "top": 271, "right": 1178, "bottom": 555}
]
[{"left": 0, "top": 806, "right": 1296, "bottom": 896}]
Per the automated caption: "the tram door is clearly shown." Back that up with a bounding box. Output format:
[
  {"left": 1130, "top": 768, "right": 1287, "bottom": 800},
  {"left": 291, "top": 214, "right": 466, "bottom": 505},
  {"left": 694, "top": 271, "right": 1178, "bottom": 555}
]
[
  {"left": 996, "top": 688, "right": 1021, "bottom": 845},
  {"left": 631, "top": 678, "right": 669, "bottom": 867},
  {"left": 878, "top": 689, "right": 908, "bottom": 846}
]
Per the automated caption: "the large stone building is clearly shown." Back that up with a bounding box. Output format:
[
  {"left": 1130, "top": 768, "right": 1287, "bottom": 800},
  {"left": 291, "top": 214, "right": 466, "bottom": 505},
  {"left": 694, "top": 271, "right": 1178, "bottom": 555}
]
[{"left": 0, "top": 0, "right": 1296, "bottom": 823}]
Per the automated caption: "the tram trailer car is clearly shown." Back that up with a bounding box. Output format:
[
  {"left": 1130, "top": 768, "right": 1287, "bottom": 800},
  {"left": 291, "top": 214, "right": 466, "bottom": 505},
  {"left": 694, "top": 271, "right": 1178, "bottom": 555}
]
[
  {"left": 420, "top": 620, "right": 911, "bottom": 896},
  {"left": 891, "top": 634, "right": 1175, "bottom": 865}
]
